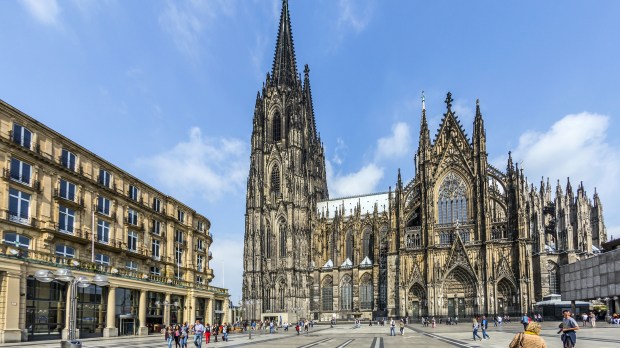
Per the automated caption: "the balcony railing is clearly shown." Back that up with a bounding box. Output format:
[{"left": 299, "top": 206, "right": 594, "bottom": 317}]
[{"left": 3, "top": 210, "right": 36, "bottom": 227}]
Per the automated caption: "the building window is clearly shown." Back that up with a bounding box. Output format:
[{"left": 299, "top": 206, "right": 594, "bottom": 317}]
[
  {"left": 152, "top": 197, "right": 161, "bottom": 212},
  {"left": 97, "top": 220, "right": 110, "bottom": 243},
  {"left": 125, "top": 260, "right": 138, "bottom": 271},
  {"left": 10, "top": 158, "right": 31, "bottom": 185},
  {"left": 437, "top": 172, "right": 468, "bottom": 224},
  {"left": 12, "top": 123, "right": 32, "bottom": 149},
  {"left": 59, "top": 179, "right": 76, "bottom": 201},
  {"left": 177, "top": 209, "right": 185, "bottom": 223},
  {"left": 549, "top": 264, "right": 561, "bottom": 294},
  {"left": 196, "top": 275, "right": 204, "bottom": 284},
  {"left": 8, "top": 188, "right": 30, "bottom": 224},
  {"left": 272, "top": 112, "right": 282, "bottom": 142},
  {"left": 175, "top": 230, "right": 184, "bottom": 243},
  {"left": 175, "top": 245, "right": 183, "bottom": 265},
  {"left": 271, "top": 167, "right": 280, "bottom": 194},
  {"left": 95, "top": 253, "right": 110, "bottom": 265},
  {"left": 321, "top": 278, "right": 333, "bottom": 311},
  {"left": 151, "top": 219, "right": 161, "bottom": 235},
  {"left": 128, "top": 185, "right": 139, "bottom": 201},
  {"left": 97, "top": 196, "right": 110, "bottom": 215},
  {"left": 127, "top": 231, "right": 138, "bottom": 252},
  {"left": 196, "top": 239, "right": 204, "bottom": 251},
  {"left": 127, "top": 208, "right": 138, "bottom": 226},
  {"left": 196, "top": 254, "right": 204, "bottom": 271},
  {"left": 150, "top": 266, "right": 160, "bottom": 275},
  {"left": 61, "top": 149, "right": 76, "bottom": 171},
  {"left": 360, "top": 279, "right": 373, "bottom": 310},
  {"left": 59, "top": 206, "right": 75, "bottom": 234},
  {"left": 98, "top": 169, "right": 111, "bottom": 187},
  {"left": 340, "top": 279, "right": 352, "bottom": 310},
  {"left": 362, "top": 228, "right": 373, "bottom": 259},
  {"left": 278, "top": 285, "right": 285, "bottom": 311},
  {"left": 197, "top": 220, "right": 204, "bottom": 232},
  {"left": 55, "top": 244, "right": 75, "bottom": 258},
  {"left": 279, "top": 221, "right": 286, "bottom": 258},
  {"left": 151, "top": 240, "right": 160, "bottom": 260},
  {"left": 265, "top": 229, "right": 272, "bottom": 258},
  {"left": 3, "top": 232, "right": 31, "bottom": 249},
  {"left": 439, "top": 231, "right": 452, "bottom": 245},
  {"left": 175, "top": 271, "right": 183, "bottom": 280},
  {"left": 345, "top": 230, "right": 353, "bottom": 262}
]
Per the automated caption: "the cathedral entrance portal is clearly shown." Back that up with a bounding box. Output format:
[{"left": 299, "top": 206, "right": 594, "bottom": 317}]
[
  {"left": 441, "top": 266, "right": 477, "bottom": 318},
  {"left": 408, "top": 283, "right": 426, "bottom": 320},
  {"left": 497, "top": 278, "right": 517, "bottom": 316}
]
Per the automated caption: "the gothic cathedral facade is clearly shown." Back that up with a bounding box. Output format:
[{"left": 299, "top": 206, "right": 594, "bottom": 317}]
[{"left": 242, "top": 0, "right": 606, "bottom": 322}]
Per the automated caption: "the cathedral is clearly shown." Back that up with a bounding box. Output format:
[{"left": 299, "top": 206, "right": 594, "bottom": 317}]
[{"left": 242, "top": 0, "right": 607, "bottom": 322}]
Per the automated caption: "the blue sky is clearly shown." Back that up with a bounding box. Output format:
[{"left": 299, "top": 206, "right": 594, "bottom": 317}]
[{"left": 1, "top": 0, "right": 619, "bottom": 304}]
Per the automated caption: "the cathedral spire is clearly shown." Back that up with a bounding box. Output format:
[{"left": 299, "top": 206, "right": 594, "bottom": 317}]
[{"left": 272, "top": 0, "right": 298, "bottom": 87}]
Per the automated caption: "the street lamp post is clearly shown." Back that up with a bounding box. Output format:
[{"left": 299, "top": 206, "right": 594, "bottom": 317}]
[{"left": 34, "top": 269, "right": 109, "bottom": 348}]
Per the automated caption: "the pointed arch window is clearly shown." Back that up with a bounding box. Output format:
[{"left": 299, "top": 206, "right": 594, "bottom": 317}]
[
  {"left": 279, "top": 221, "right": 287, "bottom": 258},
  {"left": 272, "top": 112, "right": 282, "bottom": 142},
  {"left": 548, "top": 264, "right": 561, "bottom": 294},
  {"left": 278, "top": 282, "right": 285, "bottom": 310},
  {"left": 271, "top": 166, "right": 281, "bottom": 195},
  {"left": 345, "top": 230, "right": 353, "bottom": 263},
  {"left": 321, "top": 277, "right": 333, "bottom": 311},
  {"left": 362, "top": 228, "right": 373, "bottom": 259},
  {"left": 360, "top": 275, "right": 373, "bottom": 310},
  {"left": 437, "top": 172, "right": 468, "bottom": 224},
  {"left": 340, "top": 277, "right": 352, "bottom": 310},
  {"left": 265, "top": 226, "right": 272, "bottom": 259}
]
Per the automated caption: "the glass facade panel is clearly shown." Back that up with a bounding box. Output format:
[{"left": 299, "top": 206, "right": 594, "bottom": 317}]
[
  {"left": 76, "top": 285, "right": 107, "bottom": 338},
  {"left": 26, "top": 277, "right": 67, "bottom": 340}
]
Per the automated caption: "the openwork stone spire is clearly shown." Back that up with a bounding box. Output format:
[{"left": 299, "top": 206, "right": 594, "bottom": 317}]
[{"left": 272, "top": 0, "right": 298, "bottom": 87}]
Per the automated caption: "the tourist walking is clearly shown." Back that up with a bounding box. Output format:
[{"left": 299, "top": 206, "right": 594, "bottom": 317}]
[
  {"left": 204, "top": 323, "right": 211, "bottom": 344},
  {"left": 589, "top": 312, "right": 596, "bottom": 327},
  {"left": 389, "top": 318, "right": 396, "bottom": 336},
  {"left": 509, "top": 322, "right": 547, "bottom": 348},
  {"left": 181, "top": 322, "right": 188, "bottom": 348},
  {"left": 212, "top": 324, "right": 219, "bottom": 342},
  {"left": 521, "top": 313, "right": 530, "bottom": 330},
  {"left": 399, "top": 319, "right": 405, "bottom": 335},
  {"left": 481, "top": 316, "right": 490, "bottom": 340},
  {"left": 222, "top": 323, "right": 228, "bottom": 342},
  {"left": 165, "top": 325, "right": 174, "bottom": 348},
  {"left": 472, "top": 318, "right": 482, "bottom": 341},
  {"left": 193, "top": 319, "right": 205, "bottom": 348},
  {"left": 560, "top": 310, "right": 579, "bottom": 348}
]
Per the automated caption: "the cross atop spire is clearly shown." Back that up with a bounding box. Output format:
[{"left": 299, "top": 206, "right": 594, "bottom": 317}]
[
  {"left": 445, "top": 92, "right": 453, "bottom": 112},
  {"left": 272, "top": 0, "right": 299, "bottom": 87}
]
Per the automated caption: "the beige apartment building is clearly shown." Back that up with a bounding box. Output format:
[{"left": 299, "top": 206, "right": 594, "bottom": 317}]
[{"left": 0, "top": 100, "right": 229, "bottom": 343}]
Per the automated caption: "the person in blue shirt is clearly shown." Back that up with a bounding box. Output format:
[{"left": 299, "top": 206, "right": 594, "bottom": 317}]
[{"left": 481, "top": 316, "right": 490, "bottom": 340}]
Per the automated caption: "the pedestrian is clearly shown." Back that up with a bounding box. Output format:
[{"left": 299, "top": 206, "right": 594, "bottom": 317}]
[
  {"left": 472, "top": 318, "right": 482, "bottom": 341},
  {"left": 589, "top": 312, "right": 596, "bottom": 328},
  {"left": 193, "top": 319, "right": 204, "bottom": 348},
  {"left": 560, "top": 310, "right": 579, "bottom": 348},
  {"left": 181, "top": 322, "right": 189, "bottom": 348},
  {"left": 389, "top": 318, "right": 396, "bottom": 336},
  {"left": 581, "top": 313, "right": 588, "bottom": 327},
  {"left": 165, "top": 325, "right": 174, "bottom": 348},
  {"left": 481, "top": 316, "right": 490, "bottom": 340},
  {"left": 399, "top": 319, "right": 405, "bottom": 335},
  {"left": 223, "top": 322, "right": 228, "bottom": 342},
  {"left": 204, "top": 323, "right": 211, "bottom": 344},
  {"left": 212, "top": 324, "right": 219, "bottom": 342},
  {"left": 509, "top": 322, "right": 547, "bottom": 348},
  {"left": 521, "top": 313, "right": 530, "bottom": 331},
  {"left": 174, "top": 325, "right": 181, "bottom": 348}
]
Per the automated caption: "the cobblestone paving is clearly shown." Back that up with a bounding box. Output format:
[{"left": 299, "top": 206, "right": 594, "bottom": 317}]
[{"left": 2, "top": 322, "right": 619, "bottom": 348}]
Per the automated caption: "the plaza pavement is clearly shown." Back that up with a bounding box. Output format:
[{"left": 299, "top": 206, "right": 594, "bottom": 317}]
[{"left": 1, "top": 321, "right": 618, "bottom": 348}]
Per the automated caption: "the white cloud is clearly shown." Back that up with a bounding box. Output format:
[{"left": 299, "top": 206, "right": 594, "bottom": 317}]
[
  {"left": 327, "top": 161, "right": 384, "bottom": 197},
  {"left": 375, "top": 122, "right": 411, "bottom": 161},
  {"left": 494, "top": 112, "right": 620, "bottom": 241},
  {"left": 332, "top": 137, "right": 347, "bottom": 165},
  {"left": 337, "top": 0, "right": 374, "bottom": 33},
  {"left": 136, "top": 127, "right": 248, "bottom": 203},
  {"left": 158, "top": 0, "right": 235, "bottom": 58},
  {"left": 21, "top": 0, "right": 61, "bottom": 25}
]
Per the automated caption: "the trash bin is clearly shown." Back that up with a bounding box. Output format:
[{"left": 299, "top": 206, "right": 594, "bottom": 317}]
[{"left": 60, "top": 340, "right": 82, "bottom": 348}]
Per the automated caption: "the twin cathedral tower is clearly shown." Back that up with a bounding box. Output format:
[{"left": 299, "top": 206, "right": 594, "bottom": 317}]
[{"left": 242, "top": 0, "right": 606, "bottom": 322}]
